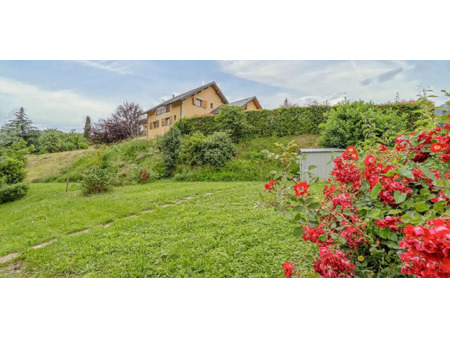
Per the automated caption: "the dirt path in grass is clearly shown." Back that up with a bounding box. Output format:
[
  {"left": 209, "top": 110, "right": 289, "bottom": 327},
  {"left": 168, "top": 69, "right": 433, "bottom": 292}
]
[{"left": 0, "top": 189, "right": 224, "bottom": 272}]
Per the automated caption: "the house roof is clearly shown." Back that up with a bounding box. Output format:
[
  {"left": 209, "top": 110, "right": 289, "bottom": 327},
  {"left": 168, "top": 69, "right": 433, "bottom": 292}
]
[
  {"left": 144, "top": 81, "right": 228, "bottom": 114},
  {"left": 210, "top": 96, "right": 262, "bottom": 114}
]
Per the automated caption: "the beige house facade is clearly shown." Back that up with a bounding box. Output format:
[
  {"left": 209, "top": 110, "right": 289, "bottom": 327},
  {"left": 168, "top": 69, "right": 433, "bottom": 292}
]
[{"left": 144, "top": 82, "right": 261, "bottom": 138}]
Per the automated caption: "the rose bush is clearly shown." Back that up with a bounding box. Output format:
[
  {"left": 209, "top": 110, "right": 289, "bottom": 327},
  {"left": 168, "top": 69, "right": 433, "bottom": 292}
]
[{"left": 262, "top": 95, "right": 450, "bottom": 278}]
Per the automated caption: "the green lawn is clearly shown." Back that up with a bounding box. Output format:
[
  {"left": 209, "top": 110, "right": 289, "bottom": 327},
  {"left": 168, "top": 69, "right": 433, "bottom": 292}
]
[{"left": 0, "top": 182, "right": 317, "bottom": 277}]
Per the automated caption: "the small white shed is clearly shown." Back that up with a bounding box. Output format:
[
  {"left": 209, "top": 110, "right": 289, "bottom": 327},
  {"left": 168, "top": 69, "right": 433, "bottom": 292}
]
[{"left": 299, "top": 148, "right": 344, "bottom": 182}]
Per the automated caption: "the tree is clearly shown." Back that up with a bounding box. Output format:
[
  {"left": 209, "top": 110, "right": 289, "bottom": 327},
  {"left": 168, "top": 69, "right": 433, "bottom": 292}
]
[
  {"left": 84, "top": 116, "right": 91, "bottom": 139},
  {"left": 90, "top": 102, "right": 145, "bottom": 143},
  {"left": 0, "top": 107, "right": 39, "bottom": 149}
]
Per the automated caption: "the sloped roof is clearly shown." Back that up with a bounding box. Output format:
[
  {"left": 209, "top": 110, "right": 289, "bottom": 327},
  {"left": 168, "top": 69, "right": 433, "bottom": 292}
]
[
  {"left": 145, "top": 81, "right": 228, "bottom": 114},
  {"left": 211, "top": 96, "right": 261, "bottom": 114},
  {"left": 229, "top": 96, "right": 257, "bottom": 107}
]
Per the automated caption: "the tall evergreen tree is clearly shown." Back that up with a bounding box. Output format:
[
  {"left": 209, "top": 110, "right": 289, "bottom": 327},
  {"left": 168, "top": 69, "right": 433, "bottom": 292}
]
[
  {"left": 2, "top": 107, "right": 39, "bottom": 147},
  {"left": 84, "top": 116, "right": 91, "bottom": 139}
]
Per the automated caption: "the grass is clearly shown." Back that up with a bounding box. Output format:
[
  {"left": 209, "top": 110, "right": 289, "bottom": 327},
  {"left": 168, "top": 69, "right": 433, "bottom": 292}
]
[
  {"left": 25, "top": 134, "right": 319, "bottom": 184},
  {"left": 26, "top": 149, "right": 91, "bottom": 183},
  {"left": 174, "top": 134, "right": 319, "bottom": 181},
  {"left": 0, "top": 182, "right": 319, "bottom": 277}
]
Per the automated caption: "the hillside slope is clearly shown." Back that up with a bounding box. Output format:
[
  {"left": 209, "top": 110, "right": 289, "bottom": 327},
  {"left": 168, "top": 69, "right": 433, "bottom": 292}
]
[{"left": 25, "top": 134, "right": 319, "bottom": 183}]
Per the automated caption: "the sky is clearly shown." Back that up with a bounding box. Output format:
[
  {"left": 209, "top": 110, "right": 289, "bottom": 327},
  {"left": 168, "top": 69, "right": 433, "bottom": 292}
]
[{"left": 1, "top": 60, "right": 449, "bottom": 131}]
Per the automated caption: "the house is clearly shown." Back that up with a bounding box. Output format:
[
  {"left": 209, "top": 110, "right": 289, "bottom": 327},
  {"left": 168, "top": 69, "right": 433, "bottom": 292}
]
[
  {"left": 210, "top": 96, "right": 262, "bottom": 114},
  {"left": 144, "top": 82, "right": 261, "bottom": 138}
]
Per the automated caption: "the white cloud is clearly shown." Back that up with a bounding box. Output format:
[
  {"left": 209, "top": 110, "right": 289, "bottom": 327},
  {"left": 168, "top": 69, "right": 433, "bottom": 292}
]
[
  {"left": 219, "top": 60, "right": 423, "bottom": 105},
  {"left": 0, "top": 77, "right": 117, "bottom": 131},
  {"left": 72, "top": 60, "right": 132, "bottom": 75}
]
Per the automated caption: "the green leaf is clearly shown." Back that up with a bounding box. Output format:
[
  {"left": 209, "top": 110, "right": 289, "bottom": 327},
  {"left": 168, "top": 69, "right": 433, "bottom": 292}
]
[
  {"left": 370, "top": 183, "right": 382, "bottom": 199},
  {"left": 342, "top": 208, "right": 352, "bottom": 215},
  {"left": 420, "top": 167, "right": 436, "bottom": 180},
  {"left": 388, "top": 233, "right": 397, "bottom": 241},
  {"left": 394, "top": 191, "right": 407, "bottom": 204},
  {"left": 369, "top": 209, "right": 381, "bottom": 219},
  {"left": 293, "top": 227, "right": 305, "bottom": 238},
  {"left": 401, "top": 199, "right": 414, "bottom": 209},
  {"left": 308, "top": 165, "right": 317, "bottom": 170},
  {"left": 420, "top": 188, "right": 430, "bottom": 196},
  {"left": 414, "top": 202, "right": 430, "bottom": 213},
  {"left": 330, "top": 233, "right": 339, "bottom": 240},
  {"left": 309, "top": 202, "right": 321, "bottom": 210},
  {"left": 318, "top": 234, "right": 328, "bottom": 242},
  {"left": 398, "top": 168, "right": 414, "bottom": 179},
  {"left": 335, "top": 205, "right": 342, "bottom": 213}
]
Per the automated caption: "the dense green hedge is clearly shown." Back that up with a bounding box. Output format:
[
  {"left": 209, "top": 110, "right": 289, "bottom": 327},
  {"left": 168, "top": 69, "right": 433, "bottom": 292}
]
[{"left": 174, "top": 102, "right": 422, "bottom": 139}]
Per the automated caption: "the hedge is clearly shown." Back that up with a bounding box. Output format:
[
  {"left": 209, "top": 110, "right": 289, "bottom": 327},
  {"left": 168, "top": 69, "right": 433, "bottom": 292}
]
[{"left": 173, "top": 102, "right": 423, "bottom": 139}]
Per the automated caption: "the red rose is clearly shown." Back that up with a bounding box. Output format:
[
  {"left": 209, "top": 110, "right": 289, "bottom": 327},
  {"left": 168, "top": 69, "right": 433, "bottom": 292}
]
[
  {"left": 294, "top": 182, "right": 309, "bottom": 197},
  {"left": 430, "top": 143, "right": 443, "bottom": 152},
  {"left": 346, "top": 146, "right": 356, "bottom": 153},
  {"left": 350, "top": 152, "right": 359, "bottom": 160},
  {"left": 264, "top": 180, "right": 274, "bottom": 190}
]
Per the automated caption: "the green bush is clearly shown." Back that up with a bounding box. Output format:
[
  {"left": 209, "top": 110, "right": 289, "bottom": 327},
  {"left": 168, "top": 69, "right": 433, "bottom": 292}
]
[
  {"left": 174, "top": 102, "right": 421, "bottom": 142},
  {"left": 38, "top": 129, "right": 88, "bottom": 154},
  {"left": 201, "top": 132, "right": 236, "bottom": 167},
  {"left": 0, "top": 182, "right": 28, "bottom": 204},
  {"left": 178, "top": 131, "right": 206, "bottom": 165},
  {"left": 80, "top": 166, "right": 116, "bottom": 195},
  {"left": 0, "top": 157, "right": 26, "bottom": 184},
  {"left": 215, "top": 105, "right": 251, "bottom": 141},
  {"left": 318, "top": 100, "right": 408, "bottom": 148},
  {"left": 159, "top": 126, "right": 182, "bottom": 176}
]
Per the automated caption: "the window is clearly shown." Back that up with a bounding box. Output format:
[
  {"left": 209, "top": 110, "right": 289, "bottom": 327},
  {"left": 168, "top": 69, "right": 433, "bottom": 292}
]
[
  {"left": 210, "top": 103, "right": 213, "bottom": 109},
  {"left": 153, "top": 120, "right": 159, "bottom": 128},
  {"left": 195, "top": 98, "right": 202, "bottom": 107},
  {"left": 156, "top": 106, "right": 165, "bottom": 115},
  {"left": 165, "top": 117, "right": 171, "bottom": 126},
  {"left": 174, "top": 115, "right": 177, "bottom": 121}
]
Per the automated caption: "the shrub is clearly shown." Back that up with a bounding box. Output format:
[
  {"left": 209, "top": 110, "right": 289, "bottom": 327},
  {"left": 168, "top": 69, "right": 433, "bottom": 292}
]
[
  {"left": 215, "top": 105, "right": 251, "bottom": 141},
  {"left": 174, "top": 101, "right": 421, "bottom": 142},
  {"left": 0, "top": 157, "right": 26, "bottom": 184},
  {"left": 0, "top": 182, "right": 28, "bottom": 204},
  {"left": 178, "top": 131, "right": 207, "bottom": 165},
  {"left": 80, "top": 166, "right": 115, "bottom": 195},
  {"left": 159, "top": 126, "right": 182, "bottom": 176},
  {"left": 201, "top": 132, "right": 236, "bottom": 167},
  {"left": 90, "top": 102, "right": 145, "bottom": 144},
  {"left": 261, "top": 104, "right": 449, "bottom": 278},
  {"left": 318, "top": 100, "right": 408, "bottom": 149}
]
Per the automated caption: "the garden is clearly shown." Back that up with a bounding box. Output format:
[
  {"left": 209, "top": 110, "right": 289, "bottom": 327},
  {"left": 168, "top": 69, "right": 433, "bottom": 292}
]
[{"left": 0, "top": 92, "right": 448, "bottom": 278}]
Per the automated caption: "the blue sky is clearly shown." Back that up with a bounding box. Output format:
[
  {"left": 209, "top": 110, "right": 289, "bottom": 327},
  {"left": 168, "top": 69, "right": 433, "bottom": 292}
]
[{"left": 1, "top": 60, "right": 449, "bottom": 131}]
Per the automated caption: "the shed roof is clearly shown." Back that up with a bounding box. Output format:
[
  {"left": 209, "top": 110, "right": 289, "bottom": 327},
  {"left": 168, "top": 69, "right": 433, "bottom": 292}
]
[{"left": 144, "top": 81, "right": 228, "bottom": 114}]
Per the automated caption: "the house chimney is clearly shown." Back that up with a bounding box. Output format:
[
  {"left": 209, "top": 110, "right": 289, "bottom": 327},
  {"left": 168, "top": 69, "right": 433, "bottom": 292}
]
[{"left": 173, "top": 94, "right": 175, "bottom": 98}]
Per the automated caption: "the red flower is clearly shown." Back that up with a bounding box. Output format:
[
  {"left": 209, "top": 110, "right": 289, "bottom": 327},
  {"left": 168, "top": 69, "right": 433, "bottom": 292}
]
[
  {"left": 294, "top": 182, "right": 308, "bottom": 197},
  {"left": 431, "top": 143, "right": 443, "bottom": 152},
  {"left": 441, "top": 154, "right": 450, "bottom": 162},
  {"left": 282, "top": 261, "right": 297, "bottom": 278},
  {"left": 379, "top": 144, "right": 388, "bottom": 151},
  {"left": 323, "top": 184, "right": 335, "bottom": 196},
  {"left": 346, "top": 146, "right": 356, "bottom": 153},
  {"left": 364, "top": 154, "right": 376, "bottom": 165},
  {"left": 350, "top": 152, "right": 359, "bottom": 160},
  {"left": 264, "top": 180, "right": 274, "bottom": 190}
]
